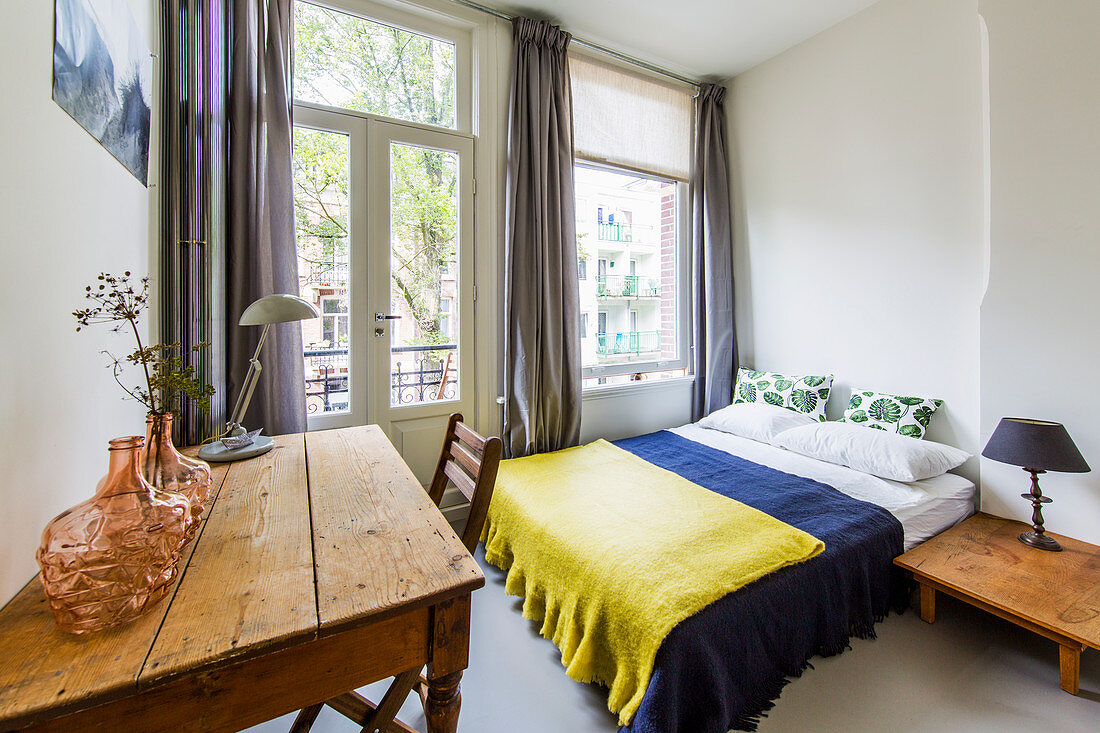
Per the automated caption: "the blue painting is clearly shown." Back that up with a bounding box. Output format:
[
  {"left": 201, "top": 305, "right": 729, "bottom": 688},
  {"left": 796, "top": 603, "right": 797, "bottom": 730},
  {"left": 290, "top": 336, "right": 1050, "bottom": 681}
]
[{"left": 53, "top": 0, "right": 152, "bottom": 185}]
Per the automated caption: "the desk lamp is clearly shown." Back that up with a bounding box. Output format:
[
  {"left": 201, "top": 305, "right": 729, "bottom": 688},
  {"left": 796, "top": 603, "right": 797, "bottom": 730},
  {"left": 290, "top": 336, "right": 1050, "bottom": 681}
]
[{"left": 199, "top": 294, "right": 318, "bottom": 463}]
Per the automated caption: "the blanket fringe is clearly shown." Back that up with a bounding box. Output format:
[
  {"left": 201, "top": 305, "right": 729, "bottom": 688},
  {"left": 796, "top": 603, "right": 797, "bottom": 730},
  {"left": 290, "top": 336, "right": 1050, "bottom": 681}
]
[{"left": 729, "top": 610, "right": 893, "bottom": 732}]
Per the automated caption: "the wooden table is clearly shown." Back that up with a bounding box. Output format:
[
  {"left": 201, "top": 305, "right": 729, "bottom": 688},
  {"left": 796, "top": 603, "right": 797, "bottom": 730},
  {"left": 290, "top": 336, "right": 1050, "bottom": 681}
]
[
  {"left": 895, "top": 512, "right": 1100, "bottom": 695},
  {"left": 0, "top": 426, "right": 484, "bottom": 732}
]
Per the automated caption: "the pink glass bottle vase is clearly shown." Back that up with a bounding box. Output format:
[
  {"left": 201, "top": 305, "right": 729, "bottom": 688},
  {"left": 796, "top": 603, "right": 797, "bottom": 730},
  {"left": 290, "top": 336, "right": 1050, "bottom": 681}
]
[
  {"left": 142, "top": 412, "right": 212, "bottom": 542},
  {"left": 36, "top": 436, "right": 191, "bottom": 634}
]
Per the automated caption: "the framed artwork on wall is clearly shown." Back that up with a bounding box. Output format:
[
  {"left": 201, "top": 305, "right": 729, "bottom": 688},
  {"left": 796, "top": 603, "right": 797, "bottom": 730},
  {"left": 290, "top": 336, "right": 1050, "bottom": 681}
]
[{"left": 52, "top": 0, "right": 152, "bottom": 185}]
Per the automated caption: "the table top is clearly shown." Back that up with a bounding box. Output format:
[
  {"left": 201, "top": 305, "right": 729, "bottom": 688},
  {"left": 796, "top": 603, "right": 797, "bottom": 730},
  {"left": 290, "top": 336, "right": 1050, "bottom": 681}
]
[
  {"left": 0, "top": 425, "right": 484, "bottom": 729},
  {"left": 895, "top": 512, "right": 1100, "bottom": 649}
]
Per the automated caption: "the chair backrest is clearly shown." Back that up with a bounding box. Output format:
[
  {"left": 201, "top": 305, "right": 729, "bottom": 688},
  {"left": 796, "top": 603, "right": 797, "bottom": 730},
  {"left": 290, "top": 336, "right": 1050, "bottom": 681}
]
[{"left": 427, "top": 413, "right": 503, "bottom": 554}]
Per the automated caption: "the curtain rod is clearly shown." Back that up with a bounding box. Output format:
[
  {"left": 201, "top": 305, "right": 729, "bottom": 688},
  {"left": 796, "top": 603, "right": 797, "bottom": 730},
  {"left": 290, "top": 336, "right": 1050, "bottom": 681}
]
[{"left": 450, "top": 0, "right": 703, "bottom": 88}]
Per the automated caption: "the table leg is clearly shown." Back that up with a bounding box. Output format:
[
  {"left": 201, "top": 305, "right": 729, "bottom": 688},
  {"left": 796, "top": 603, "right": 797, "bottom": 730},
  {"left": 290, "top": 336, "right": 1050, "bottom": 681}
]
[
  {"left": 425, "top": 595, "right": 471, "bottom": 733},
  {"left": 425, "top": 670, "right": 463, "bottom": 733},
  {"left": 1060, "top": 644, "right": 1080, "bottom": 695},
  {"left": 919, "top": 582, "right": 936, "bottom": 624}
]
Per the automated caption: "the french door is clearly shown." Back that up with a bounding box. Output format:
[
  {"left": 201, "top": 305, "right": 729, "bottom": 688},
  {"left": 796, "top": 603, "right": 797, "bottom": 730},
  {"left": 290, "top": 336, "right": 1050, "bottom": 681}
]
[{"left": 294, "top": 108, "right": 475, "bottom": 484}]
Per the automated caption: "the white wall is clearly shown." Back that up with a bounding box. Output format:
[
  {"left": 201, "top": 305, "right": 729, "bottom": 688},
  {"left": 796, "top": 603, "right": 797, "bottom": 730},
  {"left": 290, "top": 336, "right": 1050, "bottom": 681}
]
[
  {"left": 580, "top": 378, "right": 694, "bottom": 444},
  {"left": 978, "top": 0, "right": 1100, "bottom": 542},
  {"left": 0, "top": 0, "right": 157, "bottom": 605},
  {"left": 727, "top": 0, "right": 985, "bottom": 480}
]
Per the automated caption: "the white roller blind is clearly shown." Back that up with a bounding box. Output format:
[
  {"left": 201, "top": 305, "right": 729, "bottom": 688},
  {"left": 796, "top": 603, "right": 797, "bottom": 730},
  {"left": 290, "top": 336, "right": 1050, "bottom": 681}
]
[{"left": 570, "top": 54, "right": 694, "bottom": 181}]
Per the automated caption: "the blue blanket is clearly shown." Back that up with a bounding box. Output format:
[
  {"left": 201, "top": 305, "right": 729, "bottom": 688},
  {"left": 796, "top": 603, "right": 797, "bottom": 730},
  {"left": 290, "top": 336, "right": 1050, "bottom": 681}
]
[{"left": 613, "top": 431, "right": 905, "bottom": 733}]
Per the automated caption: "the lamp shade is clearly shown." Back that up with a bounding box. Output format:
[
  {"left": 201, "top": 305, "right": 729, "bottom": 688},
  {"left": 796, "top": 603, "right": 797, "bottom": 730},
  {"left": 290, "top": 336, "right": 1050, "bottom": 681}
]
[
  {"left": 982, "top": 417, "right": 1091, "bottom": 473},
  {"left": 238, "top": 294, "right": 318, "bottom": 326}
]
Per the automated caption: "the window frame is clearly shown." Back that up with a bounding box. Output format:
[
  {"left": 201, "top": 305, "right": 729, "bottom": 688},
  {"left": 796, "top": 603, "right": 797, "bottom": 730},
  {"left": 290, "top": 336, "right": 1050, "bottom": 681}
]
[
  {"left": 293, "top": 0, "right": 476, "bottom": 432},
  {"left": 576, "top": 160, "right": 691, "bottom": 383},
  {"left": 320, "top": 294, "right": 351, "bottom": 347},
  {"left": 292, "top": 0, "right": 474, "bottom": 135}
]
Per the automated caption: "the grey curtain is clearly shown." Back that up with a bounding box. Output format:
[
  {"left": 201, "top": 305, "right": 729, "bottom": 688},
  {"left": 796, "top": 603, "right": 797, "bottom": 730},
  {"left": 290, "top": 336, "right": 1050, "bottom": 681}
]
[
  {"left": 503, "top": 18, "right": 582, "bottom": 457},
  {"left": 159, "top": 0, "right": 229, "bottom": 445},
  {"left": 691, "top": 83, "right": 736, "bottom": 421},
  {"left": 226, "top": 0, "right": 306, "bottom": 435}
]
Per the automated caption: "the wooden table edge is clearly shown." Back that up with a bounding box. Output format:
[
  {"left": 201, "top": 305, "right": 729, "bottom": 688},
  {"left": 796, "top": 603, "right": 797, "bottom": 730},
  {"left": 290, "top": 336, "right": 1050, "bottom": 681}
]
[
  {"left": 3, "top": 608, "right": 436, "bottom": 732},
  {"left": 316, "top": 577, "right": 485, "bottom": 638}
]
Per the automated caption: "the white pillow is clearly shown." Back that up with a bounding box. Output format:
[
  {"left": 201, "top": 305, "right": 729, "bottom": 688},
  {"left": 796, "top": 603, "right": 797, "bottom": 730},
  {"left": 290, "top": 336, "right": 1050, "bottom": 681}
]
[
  {"left": 771, "top": 422, "right": 970, "bottom": 482},
  {"left": 698, "top": 402, "right": 820, "bottom": 444}
]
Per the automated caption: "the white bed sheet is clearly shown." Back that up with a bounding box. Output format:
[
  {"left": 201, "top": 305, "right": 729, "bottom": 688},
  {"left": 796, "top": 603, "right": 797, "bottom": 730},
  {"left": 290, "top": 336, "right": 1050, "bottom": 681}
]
[{"left": 669, "top": 424, "right": 976, "bottom": 550}]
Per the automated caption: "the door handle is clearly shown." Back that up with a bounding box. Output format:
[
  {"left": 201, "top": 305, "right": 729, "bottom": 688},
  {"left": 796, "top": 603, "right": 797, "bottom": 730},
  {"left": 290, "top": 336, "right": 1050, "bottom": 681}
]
[{"left": 375, "top": 313, "right": 402, "bottom": 322}]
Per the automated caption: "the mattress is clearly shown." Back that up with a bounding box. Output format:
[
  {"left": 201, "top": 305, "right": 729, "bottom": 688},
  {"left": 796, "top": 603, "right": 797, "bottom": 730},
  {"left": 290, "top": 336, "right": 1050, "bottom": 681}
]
[{"left": 669, "top": 423, "right": 976, "bottom": 550}]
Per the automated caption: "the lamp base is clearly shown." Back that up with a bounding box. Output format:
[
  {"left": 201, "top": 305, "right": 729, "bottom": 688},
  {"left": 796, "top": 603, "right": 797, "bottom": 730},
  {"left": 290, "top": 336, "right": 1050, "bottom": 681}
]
[
  {"left": 1018, "top": 531, "right": 1062, "bottom": 552},
  {"left": 197, "top": 435, "right": 275, "bottom": 463}
]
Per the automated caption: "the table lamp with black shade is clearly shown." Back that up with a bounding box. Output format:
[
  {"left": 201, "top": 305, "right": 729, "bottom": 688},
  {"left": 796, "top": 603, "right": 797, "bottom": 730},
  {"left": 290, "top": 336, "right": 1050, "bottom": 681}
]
[{"left": 982, "top": 417, "right": 1091, "bottom": 551}]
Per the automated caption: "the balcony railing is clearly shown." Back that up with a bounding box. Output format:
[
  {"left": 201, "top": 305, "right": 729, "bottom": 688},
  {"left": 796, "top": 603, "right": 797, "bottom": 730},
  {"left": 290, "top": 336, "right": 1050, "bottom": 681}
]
[
  {"left": 597, "top": 222, "right": 632, "bottom": 242},
  {"left": 596, "top": 275, "right": 660, "bottom": 298},
  {"left": 302, "top": 260, "right": 349, "bottom": 288},
  {"left": 304, "top": 343, "right": 457, "bottom": 414},
  {"left": 595, "top": 330, "right": 661, "bottom": 356}
]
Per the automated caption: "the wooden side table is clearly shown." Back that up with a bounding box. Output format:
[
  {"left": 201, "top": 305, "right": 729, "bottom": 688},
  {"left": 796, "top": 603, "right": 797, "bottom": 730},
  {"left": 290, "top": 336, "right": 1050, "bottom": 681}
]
[{"left": 895, "top": 512, "right": 1100, "bottom": 695}]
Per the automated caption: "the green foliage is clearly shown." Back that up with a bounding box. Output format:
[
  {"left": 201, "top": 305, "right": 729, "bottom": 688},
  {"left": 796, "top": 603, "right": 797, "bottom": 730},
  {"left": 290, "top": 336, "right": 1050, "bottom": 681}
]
[
  {"left": 899, "top": 424, "right": 923, "bottom": 438},
  {"left": 763, "top": 391, "right": 785, "bottom": 406},
  {"left": 293, "top": 127, "right": 349, "bottom": 284},
  {"left": 848, "top": 394, "right": 862, "bottom": 409},
  {"left": 294, "top": 3, "right": 455, "bottom": 127},
  {"left": 74, "top": 272, "right": 215, "bottom": 415}
]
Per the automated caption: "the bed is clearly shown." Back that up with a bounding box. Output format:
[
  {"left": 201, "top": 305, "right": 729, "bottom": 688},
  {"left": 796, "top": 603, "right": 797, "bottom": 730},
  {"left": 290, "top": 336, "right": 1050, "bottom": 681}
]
[{"left": 481, "top": 421, "right": 976, "bottom": 733}]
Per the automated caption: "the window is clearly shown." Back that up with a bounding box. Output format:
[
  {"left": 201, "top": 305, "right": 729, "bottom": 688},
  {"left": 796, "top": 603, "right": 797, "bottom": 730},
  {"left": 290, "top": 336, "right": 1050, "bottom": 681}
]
[
  {"left": 293, "top": 0, "right": 473, "bottom": 428},
  {"left": 321, "top": 296, "right": 350, "bottom": 346},
  {"left": 294, "top": 1, "right": 457, "bottom": 129},
  {"left": 580, "top": 312, "right": 588, "bottom": 339},
  {"left": 438, "top": 297, "right": 453, "bottom": 339},
  {"left": 575, "top": 164, "right": 687, "bottom": 385},
  {"left": 578, "top": 257, "right": 587, "bottom": 280},
  {"left": 571, "top": 54, "right": 693, "bottom": 389}
]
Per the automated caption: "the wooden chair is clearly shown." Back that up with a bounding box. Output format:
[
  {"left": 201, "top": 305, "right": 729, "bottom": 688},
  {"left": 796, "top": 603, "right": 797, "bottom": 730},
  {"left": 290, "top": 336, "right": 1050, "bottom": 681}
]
[{"left": 291, "top": 414, "right": 502, "bottom": 733}]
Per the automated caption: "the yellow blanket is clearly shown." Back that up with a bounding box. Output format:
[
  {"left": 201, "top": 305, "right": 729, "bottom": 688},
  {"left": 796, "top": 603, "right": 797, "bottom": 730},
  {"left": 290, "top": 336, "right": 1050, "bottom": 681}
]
[{"left": 481, "top": 439, "right": 824, "bottom": 726}]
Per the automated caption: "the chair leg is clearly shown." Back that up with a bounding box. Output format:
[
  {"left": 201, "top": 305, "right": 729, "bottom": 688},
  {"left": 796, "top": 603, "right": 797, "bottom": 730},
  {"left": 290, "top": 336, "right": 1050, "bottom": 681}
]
[
  {"left": 415, "top": 674, "right": 429, "bottom": 711},
  {"left": 361, "top": 667, "right": 423, "bottom": 733},
  {"left": 289, "top": 703, "right": 324, "bottom": 733}
]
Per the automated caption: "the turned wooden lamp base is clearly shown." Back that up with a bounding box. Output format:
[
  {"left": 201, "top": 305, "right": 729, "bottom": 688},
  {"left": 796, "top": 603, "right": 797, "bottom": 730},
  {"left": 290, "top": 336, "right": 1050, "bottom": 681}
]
[
  {"left": 1019, "top": 529, "right": 1062, "bottom": 552},
  {"left": 1018, "top": 468, "right": 1063, "bottom": 552}
]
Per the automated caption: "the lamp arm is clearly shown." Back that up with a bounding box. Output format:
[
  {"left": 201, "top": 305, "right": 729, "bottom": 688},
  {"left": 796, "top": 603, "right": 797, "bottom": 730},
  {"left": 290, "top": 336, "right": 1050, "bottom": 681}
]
[{"left": 226, "top": 324, "right": 271, "bottom": 430}]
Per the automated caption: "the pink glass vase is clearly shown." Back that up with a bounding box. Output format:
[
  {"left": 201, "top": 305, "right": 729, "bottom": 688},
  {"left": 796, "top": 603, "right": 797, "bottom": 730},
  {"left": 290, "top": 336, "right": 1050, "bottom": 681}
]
[
  {"left": 36, "top": 436, "right": 191, "bottom": 634},
  {"left": 142, "top": 413, "right": 212, "bottom": 542}
]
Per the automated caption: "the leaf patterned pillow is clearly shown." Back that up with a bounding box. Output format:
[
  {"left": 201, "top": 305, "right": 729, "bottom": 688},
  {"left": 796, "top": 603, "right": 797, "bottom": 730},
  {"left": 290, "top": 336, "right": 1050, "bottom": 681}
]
[
  {"left": 840, "top": 389, "right": 943, "bottom": 439},
  {"left": 732, "top": 368, "right": 834, "bottom": 422}
]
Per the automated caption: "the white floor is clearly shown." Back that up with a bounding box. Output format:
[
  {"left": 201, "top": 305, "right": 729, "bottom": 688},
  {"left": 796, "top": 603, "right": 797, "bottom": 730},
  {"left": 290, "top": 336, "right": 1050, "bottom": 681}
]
[{"left": 248, "top": 546, "right": 1100, "bottom": 733}]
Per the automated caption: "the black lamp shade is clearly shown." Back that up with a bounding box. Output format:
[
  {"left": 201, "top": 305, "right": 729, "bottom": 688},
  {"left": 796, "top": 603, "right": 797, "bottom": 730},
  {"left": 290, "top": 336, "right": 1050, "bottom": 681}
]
[{"left": 982, "top": 418, "right": 1091, "bottom": 473}]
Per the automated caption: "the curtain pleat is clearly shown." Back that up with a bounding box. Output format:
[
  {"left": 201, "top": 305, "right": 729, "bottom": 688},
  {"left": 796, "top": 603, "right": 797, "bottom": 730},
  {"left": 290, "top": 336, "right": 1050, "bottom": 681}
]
[
  {"left": 691, "top": 83, "right": 736, "bottom": 421},
  {"left": 225, "top": 0, "right": 306, "bottom": 436},
  {"left": 159, "top": 0, "right": 229, "bottom": 445},
  {"left": 503, "top": 18, "right": 582, "bottom": 457}
]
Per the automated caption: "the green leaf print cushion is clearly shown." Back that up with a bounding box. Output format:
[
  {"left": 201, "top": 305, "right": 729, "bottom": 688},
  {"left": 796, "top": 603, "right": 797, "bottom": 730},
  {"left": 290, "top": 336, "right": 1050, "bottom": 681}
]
[
  {"left": 732, "top": 368, "right": 834, "bottom": 422},
  {"left": 840, "top": 389, "right": 943, "bottom": 439}
]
